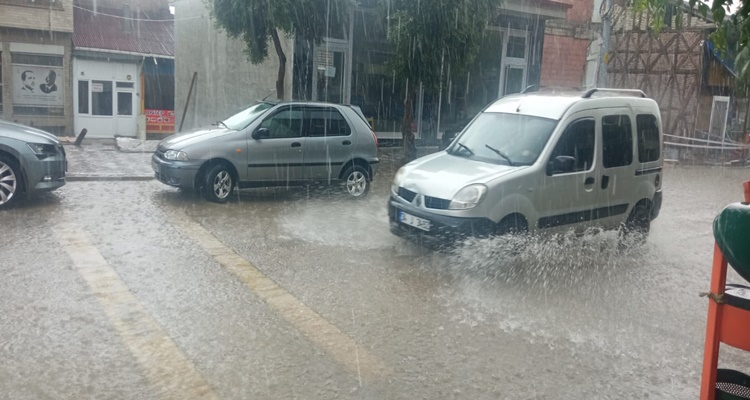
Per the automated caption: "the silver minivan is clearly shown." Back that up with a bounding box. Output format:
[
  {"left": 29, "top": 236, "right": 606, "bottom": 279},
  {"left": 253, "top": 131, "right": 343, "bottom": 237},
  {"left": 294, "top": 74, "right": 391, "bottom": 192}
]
[
  {"left": 389, "top": 89, "right": 663, "bottom": 243},
  {"left": 153, "top": 101, "right": 379, "bottom": 202}
]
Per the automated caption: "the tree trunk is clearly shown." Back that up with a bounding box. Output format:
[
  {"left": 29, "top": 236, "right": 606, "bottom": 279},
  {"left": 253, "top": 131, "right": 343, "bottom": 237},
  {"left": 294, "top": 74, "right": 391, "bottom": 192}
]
[
  {"left": 270, "top": 29, "right": 287, "bottom": 100},
  {"left": 401, "top": 85, "right": 417, "bottom": 164}
]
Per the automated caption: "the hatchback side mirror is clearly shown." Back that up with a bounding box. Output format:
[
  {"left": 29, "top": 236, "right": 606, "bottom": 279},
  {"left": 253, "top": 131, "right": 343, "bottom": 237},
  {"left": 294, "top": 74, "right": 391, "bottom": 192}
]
[
  {"left": 547, "top": 155, "right": 577, "bottom": 175},
  {"left": 252, "top": 128, "right": 270, "bottom": 140}
]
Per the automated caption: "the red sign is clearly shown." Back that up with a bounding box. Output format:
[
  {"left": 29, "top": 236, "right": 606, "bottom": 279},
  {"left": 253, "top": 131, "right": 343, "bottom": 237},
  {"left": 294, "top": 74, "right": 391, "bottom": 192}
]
[{"left": 146, "top": 109, "right": 175, "bottom": 134}]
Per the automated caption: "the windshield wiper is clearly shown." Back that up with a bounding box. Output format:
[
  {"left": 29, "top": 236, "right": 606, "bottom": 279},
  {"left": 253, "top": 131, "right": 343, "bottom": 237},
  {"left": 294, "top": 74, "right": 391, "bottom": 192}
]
[
  {"left": 456, "top": 142, "right": 474, "bottom": 156},
  {"left": 484, "top": 144, "right": 514, "bottom": 166},
  {"left": 214, "top": 120, "right": 230, "bottom": 129}
]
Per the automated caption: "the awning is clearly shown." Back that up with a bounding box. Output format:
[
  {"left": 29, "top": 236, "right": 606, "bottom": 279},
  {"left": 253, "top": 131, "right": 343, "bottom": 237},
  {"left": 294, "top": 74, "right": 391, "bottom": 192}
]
[{"left": 706, "top": 40, "right": 737, "bottom": 77}]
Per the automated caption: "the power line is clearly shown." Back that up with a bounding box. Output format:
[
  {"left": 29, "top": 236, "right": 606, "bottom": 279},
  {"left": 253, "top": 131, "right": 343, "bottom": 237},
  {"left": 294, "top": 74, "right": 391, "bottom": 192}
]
[{"left": 73, "top": 4, "right": 204, "bottom": 22}]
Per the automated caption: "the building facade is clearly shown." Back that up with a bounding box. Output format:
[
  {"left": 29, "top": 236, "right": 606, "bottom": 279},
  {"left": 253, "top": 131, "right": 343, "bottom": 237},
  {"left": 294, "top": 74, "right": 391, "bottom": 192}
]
[
  {"left": 175, "top": 0, "right": 570, "bottom": 142},
  {"left": 72, "top": 0, "right": 174, "bottom": 139},
  {"left": 0, "top": 0, "right": 74, "bottom": 135}
]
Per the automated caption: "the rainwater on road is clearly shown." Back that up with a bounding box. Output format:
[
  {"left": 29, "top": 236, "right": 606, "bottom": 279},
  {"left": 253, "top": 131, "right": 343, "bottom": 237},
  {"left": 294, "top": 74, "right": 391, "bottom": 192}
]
[{"left": 1, "top": 164, "right": 748, "bottom": 399}]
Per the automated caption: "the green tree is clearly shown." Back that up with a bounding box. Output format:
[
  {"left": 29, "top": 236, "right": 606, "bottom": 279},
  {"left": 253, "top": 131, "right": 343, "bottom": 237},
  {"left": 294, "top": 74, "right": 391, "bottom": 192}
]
[
  {"left": 387, "top": 0, "right": 501, "bottom": 162},
  {"left": 209, "top": 0, "right": 353, "bottom": 100}
]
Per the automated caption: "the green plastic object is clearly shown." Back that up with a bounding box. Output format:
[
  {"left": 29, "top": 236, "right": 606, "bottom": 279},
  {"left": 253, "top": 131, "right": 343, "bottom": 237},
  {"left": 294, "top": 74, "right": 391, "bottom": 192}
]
[{"left": 714, "top": 202, "right": 750, "bottom": 284}]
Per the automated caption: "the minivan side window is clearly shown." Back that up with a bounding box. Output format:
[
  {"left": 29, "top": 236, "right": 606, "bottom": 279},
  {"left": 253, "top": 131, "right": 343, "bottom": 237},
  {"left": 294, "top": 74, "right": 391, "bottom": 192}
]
[
  {"left": 259, "top": 107, "right": 304, "bottom": 139},
  {"left": 307, "top": 108, "right": 352, "bottom": 137},
  {"left": 549, "top": 118, "right": 595, "bottom": 173},
  {"left": 636, "top": 114, "right": 660, "bottom": 162},
  {"left": 602, "top": 115, "right": 633, "bottom": 168}
]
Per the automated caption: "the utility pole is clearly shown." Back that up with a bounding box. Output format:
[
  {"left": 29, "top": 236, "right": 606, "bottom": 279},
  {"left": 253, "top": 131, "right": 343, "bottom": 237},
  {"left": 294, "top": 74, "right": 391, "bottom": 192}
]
[{"left": 598, "top": 0, "right": 613, "bottom": 88}]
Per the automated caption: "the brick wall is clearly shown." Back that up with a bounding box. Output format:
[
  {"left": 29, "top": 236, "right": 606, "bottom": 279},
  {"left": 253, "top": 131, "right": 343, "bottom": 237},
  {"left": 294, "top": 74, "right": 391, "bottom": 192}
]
[
  {"left": 540, "top": 34, "right": 590, "bottom": 88},
  {"left": 566, "top": 0, "right": 593, "bottom": 22}
]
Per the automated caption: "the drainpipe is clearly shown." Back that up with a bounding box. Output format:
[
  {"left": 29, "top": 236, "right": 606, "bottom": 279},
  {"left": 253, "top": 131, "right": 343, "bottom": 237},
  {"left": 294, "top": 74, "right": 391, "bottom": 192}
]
[{"left": 598, "top": 0, "right": 613, "bottom": 88}]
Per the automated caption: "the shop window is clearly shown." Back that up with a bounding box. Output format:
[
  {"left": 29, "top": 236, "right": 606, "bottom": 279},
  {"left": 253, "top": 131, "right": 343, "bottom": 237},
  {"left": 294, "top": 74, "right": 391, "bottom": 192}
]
[
  {"left": 0, "top": 0, "right": 63, "bottom": 9},
  {"left": 78, "top": 81, "right": 89, "bottom": 114},
  {"left": 506, "top": 36, "right": 526, "bottom": 58},
  {"left": 91, "top": 81, "right": 113, "bottom": 116},
  {"left": 11, "top": 53, "right": 63, "bottom": 67},
  {"left": 117, "top": 92, "right": 133, "bottom": 116}
]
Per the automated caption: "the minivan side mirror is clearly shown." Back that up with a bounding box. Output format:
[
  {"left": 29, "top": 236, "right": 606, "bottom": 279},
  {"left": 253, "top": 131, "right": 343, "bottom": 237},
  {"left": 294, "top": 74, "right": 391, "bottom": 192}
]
[
  {"left": 547, "top": 155, "right": 577, "bottom": 175},
  {"left": 252, "top": 127, "right": 270, "bottom": 140}
]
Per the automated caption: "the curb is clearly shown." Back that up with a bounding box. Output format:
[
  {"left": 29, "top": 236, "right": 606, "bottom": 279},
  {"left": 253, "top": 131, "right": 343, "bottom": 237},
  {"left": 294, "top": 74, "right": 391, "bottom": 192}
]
[{"left": 66, "top": 175, "right": 154, "bottom": 182}]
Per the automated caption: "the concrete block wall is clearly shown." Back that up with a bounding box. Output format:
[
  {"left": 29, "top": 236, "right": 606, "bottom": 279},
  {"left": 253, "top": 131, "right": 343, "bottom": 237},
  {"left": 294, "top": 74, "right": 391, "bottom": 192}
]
[
  {"left": 174, "top": 0, "right": 294, "bottom": 132},
  {"left": 0, "top": 0, "right": 73, "bottom": 32}
]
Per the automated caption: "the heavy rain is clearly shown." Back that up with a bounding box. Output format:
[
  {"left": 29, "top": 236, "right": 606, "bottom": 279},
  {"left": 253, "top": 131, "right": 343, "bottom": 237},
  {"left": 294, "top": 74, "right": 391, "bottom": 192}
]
[{"left": 2, "top": 0, "right": 750, "bottom": 399}]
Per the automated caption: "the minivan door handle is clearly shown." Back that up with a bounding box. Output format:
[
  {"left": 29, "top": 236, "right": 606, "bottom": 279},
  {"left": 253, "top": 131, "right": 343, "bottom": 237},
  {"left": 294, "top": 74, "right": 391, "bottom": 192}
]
[
  {"left": 291, "top": 142, "right": 302, "bottom": 148},
  {"left": 601, "top": 175, "right": 610, "bottom": 189},
  {"left": 342, "top": 140, "right": 351, "bottom": 146},
  {"left": 584, "top": 177, "right": 595, "bottom": 185}
]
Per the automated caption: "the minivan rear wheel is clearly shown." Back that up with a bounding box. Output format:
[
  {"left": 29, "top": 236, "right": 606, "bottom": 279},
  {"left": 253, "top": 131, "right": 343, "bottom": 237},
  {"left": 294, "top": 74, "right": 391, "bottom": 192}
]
[
  {"left": 343, "top": 165, "right": 370, "bottom": 198},
  {"left": 202, "top": 164, "right": 234, "bottom": 203},
  {"left": 0, "top": 156, "right": 21, "bottom": 210}
]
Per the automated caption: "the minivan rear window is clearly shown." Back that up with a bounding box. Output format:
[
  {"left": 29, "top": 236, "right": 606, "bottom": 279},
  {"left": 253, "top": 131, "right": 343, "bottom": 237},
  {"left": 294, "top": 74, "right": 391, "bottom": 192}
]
[{"left": 636, "top": 114, "right": 660, "bottom": 163}]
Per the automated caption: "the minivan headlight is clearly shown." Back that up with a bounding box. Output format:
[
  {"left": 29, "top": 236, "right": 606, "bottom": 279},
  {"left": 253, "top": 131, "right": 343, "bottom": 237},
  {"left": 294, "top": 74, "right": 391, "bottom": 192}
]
[
  {"left": 164, "top": 150, "right": 189, "bottom": 161},
  {"left": 449, "top": 184, "right": 487, "bottom": 210},
  {"left": 391, "top": 167, "right": 408, "bottom": 195}
]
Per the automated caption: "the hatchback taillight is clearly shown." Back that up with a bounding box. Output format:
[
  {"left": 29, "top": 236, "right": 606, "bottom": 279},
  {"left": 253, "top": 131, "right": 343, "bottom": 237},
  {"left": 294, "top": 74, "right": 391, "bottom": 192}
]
[{"left": 371, "top": 131, "right": 378, "bottom": 149}]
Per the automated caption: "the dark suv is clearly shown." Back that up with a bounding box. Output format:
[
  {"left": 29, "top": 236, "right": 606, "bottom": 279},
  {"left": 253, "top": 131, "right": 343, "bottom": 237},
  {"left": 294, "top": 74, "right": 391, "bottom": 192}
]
[{"left": 0, "top": 120, "right": 67, "bottom": 209}]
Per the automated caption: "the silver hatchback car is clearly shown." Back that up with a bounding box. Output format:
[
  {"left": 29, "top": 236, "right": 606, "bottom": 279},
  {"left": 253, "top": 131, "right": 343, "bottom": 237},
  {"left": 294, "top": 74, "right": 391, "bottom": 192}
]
[
  {"left": 153, "top": 101, "right": 380, "bottom": 202},
  {"left": 0, "top": 120, "right": 67, "bottom": 210}
]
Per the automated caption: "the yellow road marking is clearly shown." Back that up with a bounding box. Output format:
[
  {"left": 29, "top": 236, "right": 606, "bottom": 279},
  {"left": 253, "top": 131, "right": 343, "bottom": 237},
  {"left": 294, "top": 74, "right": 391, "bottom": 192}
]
[
  {"left": 54, "top": 223, "right": 219, "bottom": 400},
  {"left": 164, "top": 207, "right": 389, "bottom": 382}
]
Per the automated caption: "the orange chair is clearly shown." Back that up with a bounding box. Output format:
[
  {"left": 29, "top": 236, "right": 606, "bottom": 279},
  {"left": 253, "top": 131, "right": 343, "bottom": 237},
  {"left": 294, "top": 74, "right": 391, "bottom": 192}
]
[{"left": 700, "top": 181, "right": 750, "bottom": 400}]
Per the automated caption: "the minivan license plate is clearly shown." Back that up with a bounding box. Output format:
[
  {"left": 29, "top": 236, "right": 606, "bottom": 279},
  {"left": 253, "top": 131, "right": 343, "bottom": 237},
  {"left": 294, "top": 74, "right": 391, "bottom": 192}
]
[{"left": 399, "top": 211, "right": 431, "bottom": 231}]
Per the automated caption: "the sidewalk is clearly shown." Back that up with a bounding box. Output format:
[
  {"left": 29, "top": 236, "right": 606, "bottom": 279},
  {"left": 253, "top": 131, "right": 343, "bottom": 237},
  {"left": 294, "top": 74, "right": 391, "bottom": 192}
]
[
  {"left": 63, "top": 138, "right": 154, "bottom": 181},
  {"left": 62, "top": 137, "right": 438, "bottom": 181}
]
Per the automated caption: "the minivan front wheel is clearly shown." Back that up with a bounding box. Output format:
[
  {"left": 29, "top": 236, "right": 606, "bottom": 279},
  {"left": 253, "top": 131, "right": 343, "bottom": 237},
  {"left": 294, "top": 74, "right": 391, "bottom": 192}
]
[
  {"left": 0, "top": 156, "right": 21, "bottom": 210},
  {"left": 202, "top": 164, "right": 234, "bottom": 203},
  {"left": 343, "top": 165, "right": 370, "bottom": 198},
  {"left": 621, "top": 202, "right": 651, "bottom": 245}
]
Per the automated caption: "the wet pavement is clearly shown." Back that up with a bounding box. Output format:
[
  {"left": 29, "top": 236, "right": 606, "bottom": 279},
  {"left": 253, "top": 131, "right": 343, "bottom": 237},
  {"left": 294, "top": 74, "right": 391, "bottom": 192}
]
[{"left": 2, "top": 157, "right": 749, "bottom": 398}]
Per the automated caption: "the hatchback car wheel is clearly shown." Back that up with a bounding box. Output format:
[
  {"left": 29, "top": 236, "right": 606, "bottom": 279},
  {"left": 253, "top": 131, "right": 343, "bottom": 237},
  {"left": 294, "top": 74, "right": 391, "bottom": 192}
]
[
  {"left": 203, "top": 164, "right": 234, "bottom": 203},
  {"left": 0, "top": 156, "right": 20, "bottom": 210},
  {"left": 343, "top": 165, "right": 369, "bottom": 198}
]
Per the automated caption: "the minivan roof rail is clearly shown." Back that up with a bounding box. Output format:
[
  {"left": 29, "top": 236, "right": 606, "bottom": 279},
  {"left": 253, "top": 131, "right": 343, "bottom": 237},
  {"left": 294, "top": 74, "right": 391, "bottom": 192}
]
[{"left": 582, "top": 88, "right": 646, "bottom": 98}]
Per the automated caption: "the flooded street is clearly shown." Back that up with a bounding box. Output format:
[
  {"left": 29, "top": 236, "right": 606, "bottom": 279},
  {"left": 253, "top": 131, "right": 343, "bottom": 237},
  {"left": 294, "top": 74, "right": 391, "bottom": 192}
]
[{"left": 1, "top": 164, "right": 748, "bottom": 399}]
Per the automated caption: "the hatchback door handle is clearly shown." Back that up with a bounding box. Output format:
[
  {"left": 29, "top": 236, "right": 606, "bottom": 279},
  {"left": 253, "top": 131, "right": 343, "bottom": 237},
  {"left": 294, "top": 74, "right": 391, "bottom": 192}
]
[
  {"left": 342, "top": 140, "right": 351, "bottom": 146},
  {"left": 584, "top": 177, "right": 595, "bottom": 185},
  {"left": 291, "top": 142, "right": 302, "bottom": 148}
]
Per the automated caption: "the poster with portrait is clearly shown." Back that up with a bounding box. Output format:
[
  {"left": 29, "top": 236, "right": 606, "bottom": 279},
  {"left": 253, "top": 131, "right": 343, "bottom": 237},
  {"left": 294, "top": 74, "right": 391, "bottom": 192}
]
[{"left": 12, "top": 65, "right": 64, "bottom": 106}]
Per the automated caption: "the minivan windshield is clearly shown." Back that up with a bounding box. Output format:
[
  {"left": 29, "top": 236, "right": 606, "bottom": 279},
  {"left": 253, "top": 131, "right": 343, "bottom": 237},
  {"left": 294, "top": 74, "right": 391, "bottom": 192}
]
[
  {"left": 448, "top": 112, "right": 558, "bottom": 166},
  {"left": 222, "top": 102, "right": 274, "bottom": 130}
]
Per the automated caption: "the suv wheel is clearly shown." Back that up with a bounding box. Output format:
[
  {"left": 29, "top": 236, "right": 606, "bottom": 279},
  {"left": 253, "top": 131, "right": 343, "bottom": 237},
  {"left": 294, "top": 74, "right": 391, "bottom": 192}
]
[
  {"left": 203, "top": 164, "right": 234, "bottom": 203},
  {"left": 343, "top": 165, "right": 370, "bottom": 198},
  {"left": 0, "top": 156, "right": 21, "bottom": 210}
]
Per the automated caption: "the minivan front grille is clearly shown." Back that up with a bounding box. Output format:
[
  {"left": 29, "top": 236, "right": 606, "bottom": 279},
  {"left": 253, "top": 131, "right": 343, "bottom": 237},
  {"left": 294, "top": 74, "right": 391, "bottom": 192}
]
[
  {"left": 397, "top": 187, "right": 451, "bottom": 210},
  {"left": 398, "top": 187, "right": 416, "bottom": 202},
  {"left": 424, "top": 196, "right": 451, "bottom": 210}
]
